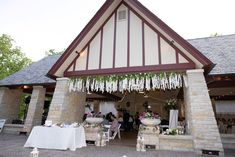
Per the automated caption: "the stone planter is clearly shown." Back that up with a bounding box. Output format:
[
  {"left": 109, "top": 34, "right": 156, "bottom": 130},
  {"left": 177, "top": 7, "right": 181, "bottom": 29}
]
[
  {"left": 141, "top": 118, "right": 161, "bottom": 126},
  {"left": 85, "top": 117, "right": 103, "bottom": 124}
]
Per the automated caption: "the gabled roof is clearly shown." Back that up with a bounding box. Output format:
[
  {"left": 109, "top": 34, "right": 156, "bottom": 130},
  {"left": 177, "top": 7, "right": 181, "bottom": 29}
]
[
  {"left": 48, "top": 0, "right": 213, "bottom": 78},
  {"left": 0, "top": 34, "right": 234, "bottom": 87}
]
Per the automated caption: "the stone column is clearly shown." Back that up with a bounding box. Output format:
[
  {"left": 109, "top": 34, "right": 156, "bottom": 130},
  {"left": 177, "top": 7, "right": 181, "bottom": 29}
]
[
  {"left": 184, "top": 69, "right": 224, "bottom": 156},
  {"left": 0, "top": 87, "right": 22, "bottom": 123},
  {"left": 93, "top": 100, "right": 100, "bottom": 113},
  {"left": 47, "top": 78, "right": 86, "bottom": 124},
  {"left": 23, "top": 86, "right": 46, "bottom": 132}
]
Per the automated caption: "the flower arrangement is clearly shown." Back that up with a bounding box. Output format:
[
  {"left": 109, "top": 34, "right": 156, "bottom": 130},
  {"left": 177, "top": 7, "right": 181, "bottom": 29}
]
[
  {"left": 69, "top": 72, "right": 183, "bottom": 93},
  {"left": 164, "top": 98, "right": 177, "bottom": 112},
  {"left": 139, "top": 112, "right": 160, "bottom": 120},
  {"left": 165, "top": 128, "right": 178, "bottom": 135}
]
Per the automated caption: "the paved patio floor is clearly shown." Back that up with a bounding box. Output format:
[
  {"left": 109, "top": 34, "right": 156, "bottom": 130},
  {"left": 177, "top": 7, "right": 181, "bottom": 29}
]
[{"left": 0, "top": 133, "right": 234, "bottom": 157}]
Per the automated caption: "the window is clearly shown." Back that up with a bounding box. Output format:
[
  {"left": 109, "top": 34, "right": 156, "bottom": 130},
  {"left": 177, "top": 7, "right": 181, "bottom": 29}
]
[{"left": 118, "top": 10, "right": 127, "bottom": 21}]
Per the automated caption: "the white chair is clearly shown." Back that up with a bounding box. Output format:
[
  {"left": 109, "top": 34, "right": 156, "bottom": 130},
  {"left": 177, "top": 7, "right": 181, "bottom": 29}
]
[
  {"left": 103, "top": 125, "right": 111, "bottom": 142},
  {"left": 0, "top": 119, "right": 6, "bottom": 133},
  {"left": 110, "top": 124, "right": 121, "bottom": 140}
]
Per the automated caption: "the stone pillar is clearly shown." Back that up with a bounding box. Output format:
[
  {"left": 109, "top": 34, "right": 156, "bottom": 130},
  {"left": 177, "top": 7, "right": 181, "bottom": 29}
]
[
  {"left": 93, "top": 100, "right": 100, "bottom": 113},
  {"left": 47, "top": 78, "right": 86, "bottom": 124},
  {"left": 23, "top": 86, "right": 46, "bottom": 132},
  {"left": 184, "top": 69, "right": 224, "bottom": 156},
  {"left": 0, "top": 87, "right": 22, "bottom": 123}
]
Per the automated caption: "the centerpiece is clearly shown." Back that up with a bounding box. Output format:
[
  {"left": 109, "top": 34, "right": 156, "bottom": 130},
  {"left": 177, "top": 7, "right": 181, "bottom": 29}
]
[
  {"left": 164, "top": 98, "right": 177, "bottom": 112},
  {"left": 139, "top": 112, "right": 161, "bottom": 126},
  {"left": 85, "top": 112, "right": 104, "bottom": 124}
]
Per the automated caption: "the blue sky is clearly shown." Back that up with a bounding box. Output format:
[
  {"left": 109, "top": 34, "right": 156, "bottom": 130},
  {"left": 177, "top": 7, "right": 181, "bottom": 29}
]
[{"left": 1, "top": 0, "right": 235, "bottom": 61}]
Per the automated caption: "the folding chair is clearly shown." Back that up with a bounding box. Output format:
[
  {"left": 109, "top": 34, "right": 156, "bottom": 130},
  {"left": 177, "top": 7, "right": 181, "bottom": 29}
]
[
  {"left": 103, "top": 125, "right": 111, "bottom": 142},
  {"left": 0, "top": 119, "right": 6, "bottom": 133},
  {"left": 110, "top": 124, "right": 121, "bottom": 140}
]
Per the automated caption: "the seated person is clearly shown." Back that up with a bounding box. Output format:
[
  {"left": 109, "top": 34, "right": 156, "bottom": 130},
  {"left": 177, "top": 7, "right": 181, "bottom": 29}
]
[
  {"left": 118, "top": 115, "right": 124, "bottom": 130},
  {"left": 102, "top": 115, "right": 110, "bottom": 125},
  {"left": 106, "top": 112, "right": 113, "bottom": 122},
  {"left": 110, "top": 115, "right": 119, "bottom": 137},
  {"left": 118, "top": 115, "right": 123, "bottom": 123}
]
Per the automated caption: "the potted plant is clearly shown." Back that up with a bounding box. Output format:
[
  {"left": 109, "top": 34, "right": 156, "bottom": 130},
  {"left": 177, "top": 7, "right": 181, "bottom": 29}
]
[{"left": 164, "top": 99, "right": 177, "bottom": 113}]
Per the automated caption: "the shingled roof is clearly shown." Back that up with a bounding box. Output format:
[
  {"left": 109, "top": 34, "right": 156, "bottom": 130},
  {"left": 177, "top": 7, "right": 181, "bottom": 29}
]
[
  {"left": 188, "top": 34, "right": 235, "bottom": 75},
  {"left": 0, "top": 34, "right": 235, "bottom": 87},
  {"left": 0, "top": 55, "right": 60, "bottom": 86}
]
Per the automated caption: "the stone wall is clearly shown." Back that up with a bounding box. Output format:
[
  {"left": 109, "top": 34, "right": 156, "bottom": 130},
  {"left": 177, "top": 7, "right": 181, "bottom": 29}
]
[
  {"left": 23, "top": 86, "right": 46, "bottom": 132},
  {"left": 0, "top": 87, "right": 22, "bottom": 123},
  {"left": 47, "top": 78, "right": 86, "bottom": 124},
  {"left": 159, "top": 135, "right": 193, "bottom": 151},
  {"left": 184, "top": 69, "right": 224, "bottom": 156}
]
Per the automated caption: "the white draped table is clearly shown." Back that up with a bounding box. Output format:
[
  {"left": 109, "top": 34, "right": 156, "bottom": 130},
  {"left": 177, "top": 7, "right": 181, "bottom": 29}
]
[{"left": 24, "top": 126, "right": 86, "bottom": 151}]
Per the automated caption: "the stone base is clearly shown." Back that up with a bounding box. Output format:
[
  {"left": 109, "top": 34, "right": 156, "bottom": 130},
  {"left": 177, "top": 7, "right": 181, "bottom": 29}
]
[
  {"left": 137, "top": 125, "right": 160, "bottom": 151},
  {"left": 3, "top": 124, "right": 24, "bottom": 135},
  {"left": 84, "top": 124, "right": 106, "bottom": 146},
  {"left": 159, "top": 135, "right": 193, "bottom": 151},
  {"left": 137, "top": 125, "right": 195, "bottom": 152}
]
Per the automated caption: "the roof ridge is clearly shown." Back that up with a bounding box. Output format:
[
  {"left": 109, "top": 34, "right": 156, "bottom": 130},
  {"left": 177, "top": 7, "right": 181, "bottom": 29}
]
[{"left": 187, "top": 33, "right": 235, "bottom": 41}]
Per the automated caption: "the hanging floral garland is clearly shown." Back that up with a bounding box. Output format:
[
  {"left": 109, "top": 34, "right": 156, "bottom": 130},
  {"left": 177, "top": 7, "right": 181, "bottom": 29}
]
[{"left": 68, "top": 72, "right": 184, "bottom": 93}]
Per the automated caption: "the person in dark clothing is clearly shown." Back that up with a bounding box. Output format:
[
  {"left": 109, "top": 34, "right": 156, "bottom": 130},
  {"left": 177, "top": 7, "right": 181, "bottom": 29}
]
[
  {"left": 129, "top": 115, "right": 134, "bottom": 131},
  {"left": 135, "top": 112, "right": 140, "bottom": 130},
  {"left": 123, "top": 110, "right": 130, "bottom": 131},
  {"left": 82, "top": 113, "right": 87, "bottom": 122},
  {"left": 106, "top": 112, "right": 113, "bottom": 122}
]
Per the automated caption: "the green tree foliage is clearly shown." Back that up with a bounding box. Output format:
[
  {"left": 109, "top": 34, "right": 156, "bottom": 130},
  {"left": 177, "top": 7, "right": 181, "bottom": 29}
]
[
  {"left": 0, "top": 34, "right": 32, "bottom": 80},
  {"left": 45, "top": 49, "right": 64, "bottom": 56}
]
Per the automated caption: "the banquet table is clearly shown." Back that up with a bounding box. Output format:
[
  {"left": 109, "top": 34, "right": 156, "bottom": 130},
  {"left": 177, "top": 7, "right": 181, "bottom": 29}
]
[{"left": 24, "top": 126, "right": 86, "bottom": 151}]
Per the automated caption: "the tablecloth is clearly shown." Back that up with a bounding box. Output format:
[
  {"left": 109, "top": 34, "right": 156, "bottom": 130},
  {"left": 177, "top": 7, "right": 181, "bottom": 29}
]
[{"left": 24, "top": 126, "right": 86, "bottom": 151}]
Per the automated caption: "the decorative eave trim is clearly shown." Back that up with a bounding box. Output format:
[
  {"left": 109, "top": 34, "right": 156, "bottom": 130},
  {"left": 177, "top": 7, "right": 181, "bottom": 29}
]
[{"left": 64, "top": 63, "right": 195, "bottom": 77}]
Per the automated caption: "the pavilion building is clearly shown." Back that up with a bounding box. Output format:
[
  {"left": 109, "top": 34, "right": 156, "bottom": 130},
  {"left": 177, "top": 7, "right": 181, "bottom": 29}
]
[{"left": 1, "top": 0, "right": 235, "bottom": 156}]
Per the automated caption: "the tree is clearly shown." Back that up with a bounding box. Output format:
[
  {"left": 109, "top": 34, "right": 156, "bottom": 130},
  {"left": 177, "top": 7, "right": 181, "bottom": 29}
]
[
  {"left": 45, "top": 49, "right": 64, "bottom": 56},
  {"left": 0, "top": 34, "right": 32, "bottom": 80}
]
